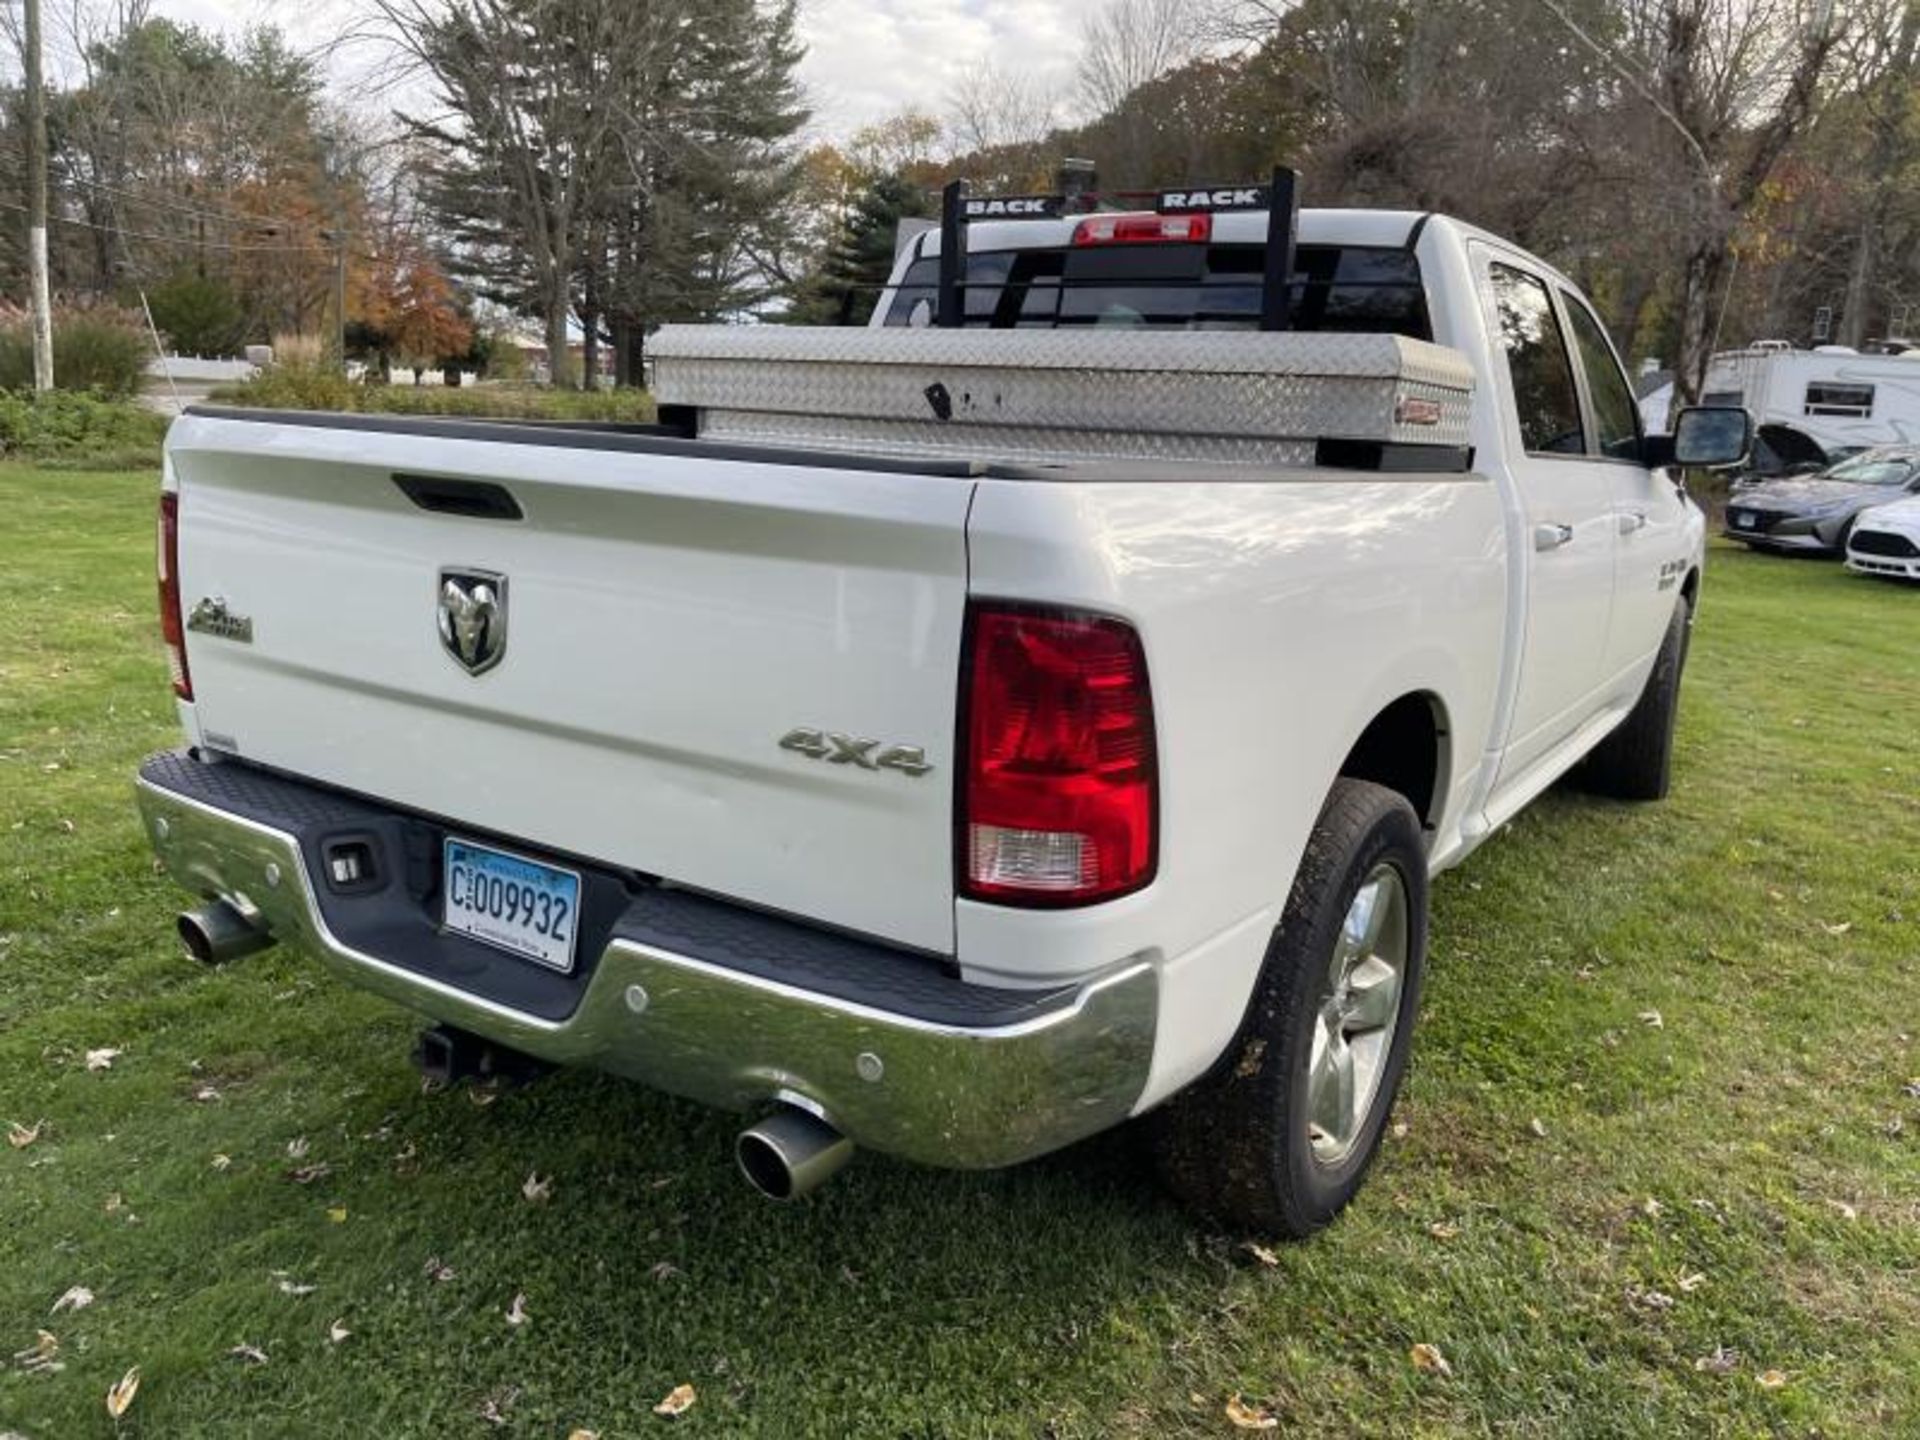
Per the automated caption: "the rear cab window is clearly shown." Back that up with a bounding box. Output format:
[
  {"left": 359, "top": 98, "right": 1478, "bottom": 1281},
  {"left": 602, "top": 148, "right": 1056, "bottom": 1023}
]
[{"left": 884, "top": 244, "right": 1431, "bottom": 339}]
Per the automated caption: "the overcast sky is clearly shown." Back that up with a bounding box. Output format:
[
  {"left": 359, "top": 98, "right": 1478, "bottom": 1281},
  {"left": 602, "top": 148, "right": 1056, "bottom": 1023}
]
[{"left": 109, "top": 0, "right": 1106, "bottom": 137}]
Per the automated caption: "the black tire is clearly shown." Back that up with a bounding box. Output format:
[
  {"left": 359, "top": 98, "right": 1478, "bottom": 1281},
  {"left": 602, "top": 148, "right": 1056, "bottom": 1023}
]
[
  {"left": 1147, "top": 779, "right": 1428, "bottom": 1238},
  {"left": 1580, "top": 595, "right": 1692, "bottom": 801}
]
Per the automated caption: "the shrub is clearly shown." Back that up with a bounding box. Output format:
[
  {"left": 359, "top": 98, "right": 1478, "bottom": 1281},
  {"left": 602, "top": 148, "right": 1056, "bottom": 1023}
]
[
  {"left": 147, "top": 271, "right": 247, "bottom": 358},
  {"left": 0, "top": 390, "right": 168, "bottom": 469},
  {"left": 0, "top": 305, "right": 152, "bottom": 399},
  {"left": 270, "top": 332, "right": 325, "bottom": 369},
  {"left": 206, "top": 373, "right": 655, "bottom": 423}
]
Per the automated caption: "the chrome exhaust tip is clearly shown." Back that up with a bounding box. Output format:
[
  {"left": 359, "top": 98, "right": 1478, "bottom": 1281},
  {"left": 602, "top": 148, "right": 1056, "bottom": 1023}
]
[
  {"left": 177, "top": 900, "right": 274, "bottom": 965},
  {"left": 736, "top": 1107, "right": 853, "bottom": 1201}
]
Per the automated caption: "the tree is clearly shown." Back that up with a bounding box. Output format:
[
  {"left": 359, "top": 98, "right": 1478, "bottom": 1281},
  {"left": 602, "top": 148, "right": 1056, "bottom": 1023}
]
[{"left": 785, "top": 172, "right": 930, "bottom": 326}]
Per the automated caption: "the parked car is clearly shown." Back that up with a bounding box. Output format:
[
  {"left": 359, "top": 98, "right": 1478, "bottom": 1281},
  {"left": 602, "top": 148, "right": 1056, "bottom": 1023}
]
[
  {"left": 136, "top": 176, "right": 1741, "bottom": 1237},
  {"left": 1724, "top": 445, "right": 1920, "bottom": 554},
  {"left": 1846, "top": 495, "right": 1920, "bottom": 580}
]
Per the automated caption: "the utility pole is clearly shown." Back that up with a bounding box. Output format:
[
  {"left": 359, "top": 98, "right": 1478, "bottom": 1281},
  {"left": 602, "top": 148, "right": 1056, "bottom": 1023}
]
[{"left": 24, "top": 0, "right": 55, "bottom": 391}]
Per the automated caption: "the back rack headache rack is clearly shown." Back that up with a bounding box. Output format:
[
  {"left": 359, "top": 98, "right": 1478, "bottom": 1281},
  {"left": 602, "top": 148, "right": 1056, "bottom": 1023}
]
[{"left": 934, "top": 166, "right": 1300, "bottom": 332}]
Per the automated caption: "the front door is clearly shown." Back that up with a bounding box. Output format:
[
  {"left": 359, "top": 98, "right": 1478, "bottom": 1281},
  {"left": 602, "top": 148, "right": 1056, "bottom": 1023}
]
[{"left": 1482, "top": 257, "right": 1617, "bottom": 782}]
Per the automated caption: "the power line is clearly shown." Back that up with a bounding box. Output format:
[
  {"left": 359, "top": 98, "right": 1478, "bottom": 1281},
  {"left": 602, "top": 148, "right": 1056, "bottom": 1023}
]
[
  {"left": 0, "top": 196, "right": 359, "bottom": 254},
  {"left": 58, "top": 171, "right": 331, "bottom": 236}
]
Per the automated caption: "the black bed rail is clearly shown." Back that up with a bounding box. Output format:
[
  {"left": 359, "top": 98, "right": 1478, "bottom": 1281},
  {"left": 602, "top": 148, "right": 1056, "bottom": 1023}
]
[{"left": 934, "top": 166, "right": 1300, "bottom": 333}]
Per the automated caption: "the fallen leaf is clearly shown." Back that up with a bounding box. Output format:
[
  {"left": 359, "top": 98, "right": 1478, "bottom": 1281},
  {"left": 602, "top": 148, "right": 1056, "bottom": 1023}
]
[
  {"left": 1224, "top": 1393, "right": 1279, "bottom": 1430},
  {"left": 7, "top": 1119, "right": 44, "bottom": 1148},
  {"left": 1637, "top": 1010, "right": 1664, "bottom": 1030},
  {"left": 652, "top": 1382, "right": 697, "bottom": 1418},
  {"left": 506, "top": 1292, "right": 530, "bottom": 1327},
  {"left": 649, "top": 1261, "right": 682, "bottom": 1282},
  {"left": 190, "top": 1084, "right": 222, "bottom": 1103},
  {"left": 522, "top": 1171, "right": 553, "bottom": 1205},
  {"left": 1410, "top": 1342, "right": 1453, "bottom": 1377},
  {"left": 1390, "top": 1121, "right": 1409, "bottom": 1139},
  {"left": 1694, "top": 1347, "right": 1740, "bottom": 1375},
  {"left": 228, "top": 1344, "right": 269, "bottom": 1365},
  {"left": 1820, "top": 921, "right": 1852, "bottom": 937},
  {"left": 566, "top": 1431, "right": 600, "bottom": 1440},
  {"left": 1528, "top": 1117, "right": 1549, "bottom": 1139},
  {"left": 1826, "top": 1199, "right": 1858, "bottom": 1221},
  {"left": 104, "top": 1192, "right": 123, "bottom": 1214},
  {"left": 277, "top": 1279, "right": 317, "bottom": 1297},
  {"left": 1428, "top": 1221, "right": 1460, "bottom": 1240},
  {"left": 478, "top": 1387, "right": 520, "bottom": 1426},
  {"left": 285, "top": 1162, "right": 332, "bottom": 1185},
  {"left": 327, "top": 1206, "right": 348, "bottom": 1224},
  {"left": 1757, "top": 1369, "right": 1788, "bottom": 1390},
  {"left": 423, "top": 1256, "right": 456, "bottom": 1283},
  {"left": 1641, "top": 1197, "right": 1664, "bottom": 1217},
  {"left": 286, "top": 1137, "right": 310, "bottom": 1160},
  {"left": 14, "top": 1330, "right": 61, "bottom": 1374},
  {"left": 1241, "top": 1241, "right": 1280, "bottom": 1267},
  {"left": 85, "top": 1047, "right": 122, "bottom": 1072},
  {"left": 105, "top": 1365, "right": 141, "bottom": 1419},
  {"left": 1630, "top": 1286, "right": 1676, "bottom": 1311},
  {"left": 50, "top": 1285, "right": 94, "bottom": 1315},
  {"left": 328, "top": 1318, "right": 351, "bottom": 1344},
  {"left": 1677, "top": 1272, "right": 1708, "bottom": 1293},
  {"left": 211, "top": 1153, "right": 232, "bottom": 1172}
]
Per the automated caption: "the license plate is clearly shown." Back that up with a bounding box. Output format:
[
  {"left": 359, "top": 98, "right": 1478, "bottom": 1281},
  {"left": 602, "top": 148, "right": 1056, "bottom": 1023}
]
[
  {"left": 442, "top": 838, "right": 580, "bottom": 973},
  {"left": 1735, "top": 513, "right": 1757, "bottom": 529}
]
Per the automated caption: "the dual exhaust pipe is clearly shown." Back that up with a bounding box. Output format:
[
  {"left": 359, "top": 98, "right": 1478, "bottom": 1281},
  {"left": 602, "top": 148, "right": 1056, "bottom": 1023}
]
[{"left": 177, "top": 901, "right": 852, "bottom": 1200}]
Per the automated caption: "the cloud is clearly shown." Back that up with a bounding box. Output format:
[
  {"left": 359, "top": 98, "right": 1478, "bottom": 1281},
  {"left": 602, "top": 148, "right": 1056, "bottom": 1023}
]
[{"left": 132, "top": 0, "right": 1109, "bottom": 138}]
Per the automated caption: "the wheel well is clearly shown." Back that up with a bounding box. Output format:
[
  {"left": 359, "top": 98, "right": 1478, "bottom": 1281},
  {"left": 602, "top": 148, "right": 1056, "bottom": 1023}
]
[{"left": 1338, "top": 693, "right": 1447, "bottom": 832}]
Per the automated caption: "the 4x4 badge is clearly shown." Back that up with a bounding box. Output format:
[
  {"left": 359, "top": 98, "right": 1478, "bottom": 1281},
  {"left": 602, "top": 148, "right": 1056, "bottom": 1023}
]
[{"left": 778, "top": 727, "right": 931, "bottom": 777}]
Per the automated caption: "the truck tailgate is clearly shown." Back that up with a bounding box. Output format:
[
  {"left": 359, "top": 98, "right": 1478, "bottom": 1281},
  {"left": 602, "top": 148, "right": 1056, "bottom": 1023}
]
[{"left": 166, "top": 412, "right": 971, "bottom": 953}]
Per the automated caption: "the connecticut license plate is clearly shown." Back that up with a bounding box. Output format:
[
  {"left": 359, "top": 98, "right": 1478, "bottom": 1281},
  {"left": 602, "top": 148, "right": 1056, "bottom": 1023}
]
[{"left": 442, "top": 838, "right": 580, "bottom": 973}]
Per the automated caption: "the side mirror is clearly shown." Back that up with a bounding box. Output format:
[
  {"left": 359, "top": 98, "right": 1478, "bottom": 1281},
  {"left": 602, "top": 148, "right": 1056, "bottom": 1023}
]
[{"left": 1671, "top": 405, "right": 1753, "bottom": 469}]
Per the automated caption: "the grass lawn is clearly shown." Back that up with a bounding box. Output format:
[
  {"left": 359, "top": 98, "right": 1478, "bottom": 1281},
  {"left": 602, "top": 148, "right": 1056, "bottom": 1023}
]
[{"left": 2, "top": 462, "right": 1917, "bottom": 1438}]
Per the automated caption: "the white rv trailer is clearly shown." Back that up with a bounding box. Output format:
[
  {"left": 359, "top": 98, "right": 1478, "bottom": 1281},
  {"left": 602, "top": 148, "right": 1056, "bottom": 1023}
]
[{"left": 1695, "top": 343, "right": 1920, "bottom": 451}]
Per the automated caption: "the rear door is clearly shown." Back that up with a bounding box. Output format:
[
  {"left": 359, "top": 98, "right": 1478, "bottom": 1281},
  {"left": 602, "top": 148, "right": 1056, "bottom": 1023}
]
[
  {"left": 168, "top": 413, "right": 971, "bottom": 954},
  {"left": 1479, "top": 256, "right": 1617, "bottom": 780}
]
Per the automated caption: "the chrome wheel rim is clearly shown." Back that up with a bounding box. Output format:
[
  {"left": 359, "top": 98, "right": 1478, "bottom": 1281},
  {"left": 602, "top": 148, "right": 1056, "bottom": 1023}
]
[{"left": 1306, "top": 863, "right": 1409, "bottom": 1166}]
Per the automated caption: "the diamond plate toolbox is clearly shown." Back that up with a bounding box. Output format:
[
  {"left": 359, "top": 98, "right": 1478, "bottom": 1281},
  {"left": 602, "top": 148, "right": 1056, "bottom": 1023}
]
[{"left": 651, "top": 326, "right": 1474, "bottom": 468}]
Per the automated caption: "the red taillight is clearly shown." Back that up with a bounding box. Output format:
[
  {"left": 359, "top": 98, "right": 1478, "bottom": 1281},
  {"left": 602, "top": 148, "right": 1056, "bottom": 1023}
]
[
  {"left": 1071, "top": 212, "right": 1212, "bottom": 247},
  {"left": 157, "top": 491, "right": 192, "bottom": 700},
  {"left": 959, "top": 603, "right": 1157, "bottom": 906}
]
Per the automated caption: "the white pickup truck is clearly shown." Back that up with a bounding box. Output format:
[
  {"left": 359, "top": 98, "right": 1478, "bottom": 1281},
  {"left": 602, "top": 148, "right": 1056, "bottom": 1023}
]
[{"left": 138, "top": 182, "right": 1747, "bottom": 1235}]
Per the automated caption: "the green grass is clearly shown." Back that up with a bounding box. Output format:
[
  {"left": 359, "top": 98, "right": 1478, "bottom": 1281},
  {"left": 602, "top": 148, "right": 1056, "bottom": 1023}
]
[{"left": 2, "top": 464, "right": 1917, "bottom": 1437}]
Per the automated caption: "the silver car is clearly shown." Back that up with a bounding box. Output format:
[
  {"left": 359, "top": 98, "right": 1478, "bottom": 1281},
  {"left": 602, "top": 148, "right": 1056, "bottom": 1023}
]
[{"left": 1724, "top": 446, "right": 1920, "bottom": 554}]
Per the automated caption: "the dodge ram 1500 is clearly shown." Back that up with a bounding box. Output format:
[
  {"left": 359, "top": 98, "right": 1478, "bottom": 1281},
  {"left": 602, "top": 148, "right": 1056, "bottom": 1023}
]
[{"left": 136, "top": 176, "right": 1749, "bottom": 1234}]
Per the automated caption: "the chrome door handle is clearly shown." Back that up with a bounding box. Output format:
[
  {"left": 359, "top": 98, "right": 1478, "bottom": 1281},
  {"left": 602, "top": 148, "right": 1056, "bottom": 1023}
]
[
  {"left": 1533, "top": 522, "right": 1575, "bottom": 551},
  {"left": 1617, "top": 509, "right": 1649, "bottom": 535}
]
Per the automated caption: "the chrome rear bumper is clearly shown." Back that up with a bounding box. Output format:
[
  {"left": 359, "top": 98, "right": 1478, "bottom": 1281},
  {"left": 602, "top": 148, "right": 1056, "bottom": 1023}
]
[{"left": 136, "top": 758, "right": 1156, "bottom": 1169}]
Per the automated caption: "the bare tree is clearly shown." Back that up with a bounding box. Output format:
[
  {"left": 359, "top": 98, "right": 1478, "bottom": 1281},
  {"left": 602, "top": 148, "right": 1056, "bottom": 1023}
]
[
  {"left": 946, "top": 57, "right": 1057, "bottom": 175},
  {"left": 1542, "top": 0, "right": 1847, "bottom": 396},
  {"left": 1078, "top": 0, "right": 1198, "bottom": 116}
]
